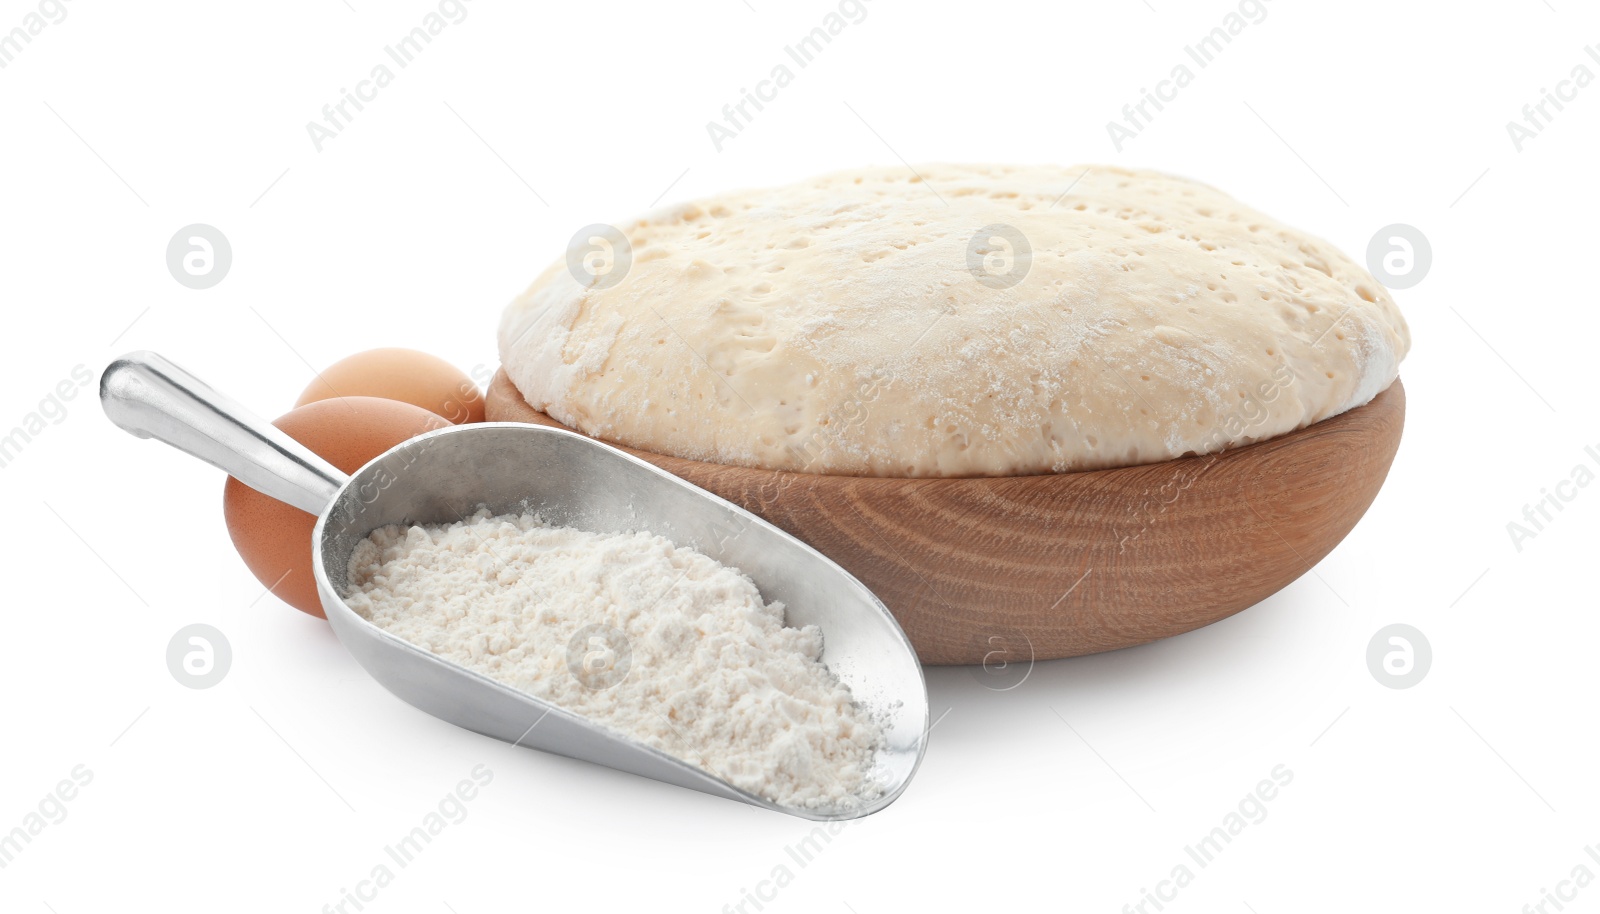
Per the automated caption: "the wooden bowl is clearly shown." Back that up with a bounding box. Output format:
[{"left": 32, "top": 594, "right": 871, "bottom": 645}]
[{"left": 487, "top": 369, "right": 1405, "bottom": 664}]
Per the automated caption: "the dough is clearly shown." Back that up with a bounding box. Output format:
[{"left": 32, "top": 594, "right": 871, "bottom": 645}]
[{"left": 498, "top": 164, "right": 1409, "bottom": 476}]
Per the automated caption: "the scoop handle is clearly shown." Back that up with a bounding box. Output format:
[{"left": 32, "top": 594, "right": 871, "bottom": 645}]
[{"left": 101, "top": 351, "right": 347, "bottom": 514}]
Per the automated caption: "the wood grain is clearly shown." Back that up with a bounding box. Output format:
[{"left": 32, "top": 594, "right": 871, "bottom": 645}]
[{"left": 487, "top": 369, "right": 1406, "bottom": 664}]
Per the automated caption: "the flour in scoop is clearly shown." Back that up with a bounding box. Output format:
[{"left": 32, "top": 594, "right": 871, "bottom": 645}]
[{"left": 342, "top": 508, "right": 885, "bottom": 810}]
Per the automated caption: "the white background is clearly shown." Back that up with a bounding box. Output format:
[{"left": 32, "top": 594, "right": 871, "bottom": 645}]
[{"left": 2, "top": 1, "right": 1596, "bottom": 911}]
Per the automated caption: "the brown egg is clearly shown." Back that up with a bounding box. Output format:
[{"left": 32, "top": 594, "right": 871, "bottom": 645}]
[
  {"left": 296, "top": 348, "right": 485, "bottom": 424},
  {"left": 224, "top": 397, "right": 451, "bottom": 618}
]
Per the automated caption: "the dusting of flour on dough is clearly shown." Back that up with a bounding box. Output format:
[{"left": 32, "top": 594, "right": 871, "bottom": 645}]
[
  {"left": 342, "top": 509, "right": 885, "bottom": 810},
  {"left": 499, "top": 164, "right": 1410, "bottom": 476}
]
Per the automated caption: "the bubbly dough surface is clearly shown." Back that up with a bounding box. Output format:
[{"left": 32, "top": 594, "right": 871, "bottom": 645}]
[{"left": 499, "top": 164, "right": 1409, "bottom": 476}]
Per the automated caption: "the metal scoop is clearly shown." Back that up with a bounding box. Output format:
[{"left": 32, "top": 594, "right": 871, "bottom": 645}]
[{"left": 101, "top": 351, "right": 928, "bottom": 819}]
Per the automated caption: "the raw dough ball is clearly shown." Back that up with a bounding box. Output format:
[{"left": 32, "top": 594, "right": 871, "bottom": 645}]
[{"left": 499, "top": 164, "right": 1410, "bottom": 476}]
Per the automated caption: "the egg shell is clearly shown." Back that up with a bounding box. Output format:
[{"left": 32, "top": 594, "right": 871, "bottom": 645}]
[
  {"left": 296, "top": 348, "right": 485, "bottom": 424},
  {"left": 224, "top": 396, "right": 451, "bottom": 618}
]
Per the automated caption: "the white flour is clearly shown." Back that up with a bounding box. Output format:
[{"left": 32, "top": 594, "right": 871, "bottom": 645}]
[{"left": 342, "top": 508, "right": 884, "bottom": 810}]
